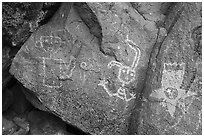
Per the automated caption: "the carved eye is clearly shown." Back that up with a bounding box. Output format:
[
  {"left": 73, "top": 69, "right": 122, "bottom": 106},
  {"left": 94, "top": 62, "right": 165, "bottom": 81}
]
[
  {"left": 35, "top": 41, "right": 42, "bottom": 48},
  {"left": 122, "top": 68, "right": 127, "bottom": 73},
  {"left": 41, "top": 36, "right": 51, "bottom": 43},
  {"left": 129, "top": 71, "right": 135, "bottom": 77}
]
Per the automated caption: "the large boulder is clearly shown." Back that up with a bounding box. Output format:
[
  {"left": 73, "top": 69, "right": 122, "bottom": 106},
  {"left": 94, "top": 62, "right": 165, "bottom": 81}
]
[{"left": 9, "top": 2, "right": 201, "bottom": 135}]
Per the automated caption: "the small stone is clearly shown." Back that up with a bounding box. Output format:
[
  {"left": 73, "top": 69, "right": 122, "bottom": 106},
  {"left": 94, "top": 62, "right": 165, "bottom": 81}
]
[{"left": 2, "top": 116, "right": 17, "bottom": 135}]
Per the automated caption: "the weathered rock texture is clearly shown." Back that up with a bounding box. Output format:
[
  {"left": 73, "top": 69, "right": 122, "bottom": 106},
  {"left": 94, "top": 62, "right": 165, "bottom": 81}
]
[
  {"left": 9, "top": 2, "right": 201, "bottom": 135},
  {"left": 131, "top": 2, "right": 202, "bottom": 135}
]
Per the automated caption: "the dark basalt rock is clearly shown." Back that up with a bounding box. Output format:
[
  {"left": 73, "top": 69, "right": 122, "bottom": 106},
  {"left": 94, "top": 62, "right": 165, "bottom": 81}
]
[
  {"left": 137, "top": 2, "right": 202, "bottom": 135},
  {"left": 2, "top": 2, "right": 62, "bottom": 93},
  {"left": 28, "top": 110, "right": 68, "bottom": 135},
  {"left": 2, "top": 88, "right": 14, "bottom": 112},
  {"left": 6, "top": 2, "right": 202, "bottom": 135},
  {"left": 191, "top": 26, "right": 202, "bottom": 56},
  {"left": 10, "top": 82, "right": 33, "bottom": 115},
  {"left": 74, "top": 2, "right": 102, "bottom": 40},
  {"left": 2, "top": 2, "right": 61, "bottom": 47}
]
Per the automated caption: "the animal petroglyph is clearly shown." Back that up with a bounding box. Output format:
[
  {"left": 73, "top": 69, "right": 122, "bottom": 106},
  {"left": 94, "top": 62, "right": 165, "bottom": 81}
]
[
  {"left": 99, "top": 34, "right": 140, "bottom": 102},
  {"left": 108, "top": 34, "right": 141, "bottom": 86},
  {"left": 150, "top": 62, "right": 197, "bottom": 118}
]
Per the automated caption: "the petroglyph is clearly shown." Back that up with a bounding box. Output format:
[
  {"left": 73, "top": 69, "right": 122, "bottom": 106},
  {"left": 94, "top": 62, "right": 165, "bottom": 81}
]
[
  {"left": 41, "top": 57, "right": 63, "bottom": 88},
  {"left": 108, "top": 34, "right": 141, "bottom": 87},
  {"left": 59, "top": 55, "right": 76, "bottom": 80},
  {"left": 35, "top": 36, "right": 61, "bottom": 52},
  {"left": 35, "top": 29, "right": 77, "bottom": 88},
  {"left": 80, "top": 58, "right": 101, "bottom": 73},
  {"left": 108, "top": 62, "right": 136, "bottom": 87},
  {"left": 98, "top": 78, "right": 136, "bottom": 102},
  {"left": 150, "top": 62, "right": 197, "bottom": 118},
  {"left": 125, "top": 34, "right": 141, "bottom": 69},
  {"left": 100, "top": 34, "right": 140, "bottom": 101},
  {"left": 98, "top": 79, "right": 123, "bottom": 100}
]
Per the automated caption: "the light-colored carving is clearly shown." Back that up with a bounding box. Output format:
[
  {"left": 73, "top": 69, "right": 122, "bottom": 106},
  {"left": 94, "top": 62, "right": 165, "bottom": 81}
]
[
  {"left": 41, "top": 57, "right": 62, "bottom": 88},
  {"left": 150, "top": 62, "right": 197, "bottom": 118},
  {"left": 59, "top": 55, "right": 76, "bottom": 80},
  {"left": 108, "top": 34, "right": 141, "bottom": 86},
  {"left": 80, "top": 58, "right": 101, "bottom": 72},
  {"left": 104, "top": 34, "right": 140, "bottom": 101},
  {"left": 98, "top": 79, "right": 136, "bottom": 102},
  {"left": 125, "top": 34, "right": 141, "bottom": 69},
  {"left": 108, "top": 61, "right": 135, "bottom": 87},
  {"left": 35, "top": 35, "right": 76, "bottom": 88},
  {"left": 98, "top": 79, "right": 124, "bottom": 100}
]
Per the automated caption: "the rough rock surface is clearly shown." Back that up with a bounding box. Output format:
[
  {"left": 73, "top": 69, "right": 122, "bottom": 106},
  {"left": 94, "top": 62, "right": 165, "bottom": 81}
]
[
  {"left": 2, "top": 2, "right": 62, "bottom": 92},
  {"left": 131, "top": 3, "right": 202, "bottom": 135},
  {"left": 9, "top": 2, "right": 201, "bottom": 135},
  {"left": 28, "top": 110, "right": 68, "bottom": 135}
]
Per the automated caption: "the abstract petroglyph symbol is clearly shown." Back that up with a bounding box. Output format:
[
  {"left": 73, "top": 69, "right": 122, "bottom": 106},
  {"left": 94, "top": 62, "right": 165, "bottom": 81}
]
[
  {"left": 125, "top": 34, "right": 141, "bottom": 69},
  {"left": 150, "top": 62, "right": 197, "bottom": 118},
  {"left": 41, "top": 55, "right": 77, "bottom": 88},
  {"left": 41, "top": 57, "right": 63, "bottom": 88},
  {"left": 35, "top": 29, "right": 77, "bottom": 88},
  {"left": 117, "top": 87, "right": 136, "bottom": 102},
  {"left": 98, "top": 79, "right": 124, "bottom": 100},
  {"left": 80, "top": 57, "right": 101, "bottom": 72},
  {"left": 98, "top": 78, "right": 136, "bottom": 102},
  {"left": 99, "top": 34, "right": 140, "bottom": 101},
  {"left": 59, "top": 55, "right": 76, "bottom": 80}
]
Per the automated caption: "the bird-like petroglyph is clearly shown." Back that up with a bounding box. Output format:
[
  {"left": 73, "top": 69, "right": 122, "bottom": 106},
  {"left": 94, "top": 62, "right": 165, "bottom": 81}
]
[{"left": 150, "top": 62, "right": 197, "bottom": 118}]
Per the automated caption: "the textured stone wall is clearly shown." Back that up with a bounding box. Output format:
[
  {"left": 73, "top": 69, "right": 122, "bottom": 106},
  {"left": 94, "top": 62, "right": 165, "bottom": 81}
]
[{"left": 6, "top": 2, "right": 202, "bottom": 135}]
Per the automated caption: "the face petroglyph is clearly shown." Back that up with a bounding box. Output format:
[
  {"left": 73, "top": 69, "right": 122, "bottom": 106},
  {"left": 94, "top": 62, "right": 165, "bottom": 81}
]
[
  {"left": 35, "top": 36, "right": 60, "bottom": 53},
  {"left": 35, "top": 29, "right": 74, "bottom": 54},
  {"left": 40, "top": 36, "right": 52, "bottom": 52},
  {"left": 119, "top": 66, "right": 135, "bottom": 86},
  {"left": 107, "top": 57, "right": 137, "bottom": 87}
]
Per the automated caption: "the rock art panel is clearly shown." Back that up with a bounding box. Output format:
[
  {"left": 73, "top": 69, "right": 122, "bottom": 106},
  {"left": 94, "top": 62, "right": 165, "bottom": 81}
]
[
  {"left": 136, "top": 2, "right": 202, "bottom": 135},
  {"left": 8, "top": 2, "right": 201, "bottom": 135},
  {"left": 11, "top": 2, "right": 155, "bottom": 134}
]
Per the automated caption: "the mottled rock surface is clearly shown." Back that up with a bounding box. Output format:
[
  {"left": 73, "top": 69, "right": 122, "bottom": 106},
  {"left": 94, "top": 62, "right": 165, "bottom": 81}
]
[
  {"left": 2, "top": 2, "right": 61, "bottom": 91},
  {"left": 28, "top": 110, "right": 68, "bottom": 135},
  {"left": 133, "top": 2, "right": 202, "bottom": 135},
  {"left": 9, "top": 2, "right": 201, "bottom": 135}
]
